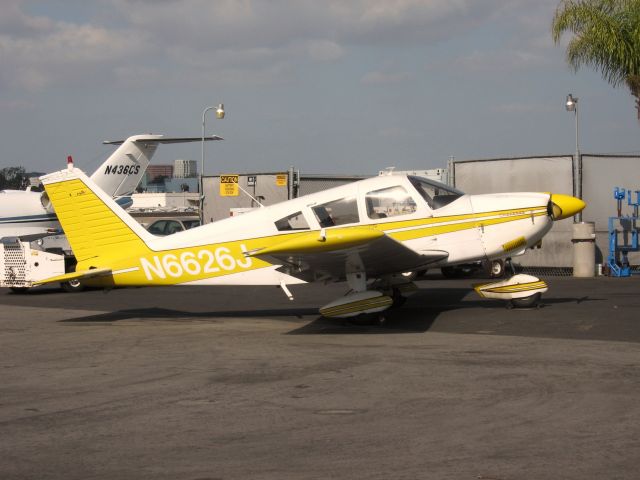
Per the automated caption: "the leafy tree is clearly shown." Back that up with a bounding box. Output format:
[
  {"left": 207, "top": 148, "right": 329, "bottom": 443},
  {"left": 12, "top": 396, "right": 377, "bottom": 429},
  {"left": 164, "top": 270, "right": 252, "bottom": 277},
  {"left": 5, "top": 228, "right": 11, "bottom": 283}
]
[
  {"left": 0, "top": 167, "right": 29, "bottom": 190},
  {"left": 552, "top": 0, "right": 640, "bottom": 120}
]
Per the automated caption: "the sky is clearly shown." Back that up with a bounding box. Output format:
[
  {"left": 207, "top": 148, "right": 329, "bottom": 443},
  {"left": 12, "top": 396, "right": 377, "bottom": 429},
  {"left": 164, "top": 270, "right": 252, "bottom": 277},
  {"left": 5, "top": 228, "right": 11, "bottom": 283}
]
[{"left": 0, "top": 0, "right": 638, "bottom": 176}]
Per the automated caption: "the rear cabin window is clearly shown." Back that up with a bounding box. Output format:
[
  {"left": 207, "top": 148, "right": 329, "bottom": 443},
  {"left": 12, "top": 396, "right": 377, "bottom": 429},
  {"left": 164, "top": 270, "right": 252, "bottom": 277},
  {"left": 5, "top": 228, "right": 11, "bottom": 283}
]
[
  {"left": 312, "top": 197, "right": 359, "bottom": 227},
  {"left": 365, "top": 186, "right": 417, "bottom": 219},
  {"left": 275, "top": 211, "right": 310, "bottom": 231}
]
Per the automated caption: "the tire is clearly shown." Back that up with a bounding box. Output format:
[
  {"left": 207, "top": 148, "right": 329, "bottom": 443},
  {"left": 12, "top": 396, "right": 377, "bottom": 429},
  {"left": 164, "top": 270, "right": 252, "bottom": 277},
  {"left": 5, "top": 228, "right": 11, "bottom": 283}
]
[
  {"left": 442, "top": 266, "right": 471, "bottom": 278},
  {"left": 511, "top": 293, "right": 541, "bottom": 309},
  {"left": 441, "top": 266, "right": 459, "bottom": 278},
  {"left": 10, "top": 287, "right": 29, "bottom": 294},
  {"left": 61, "top": 279, "right": 84, "bottom": 293},
  {"left": 391, "top": 288, "right": 408, "bottom": 308},
  {"left": 490, "top": 260, "right": 505, "bottom": 278}
]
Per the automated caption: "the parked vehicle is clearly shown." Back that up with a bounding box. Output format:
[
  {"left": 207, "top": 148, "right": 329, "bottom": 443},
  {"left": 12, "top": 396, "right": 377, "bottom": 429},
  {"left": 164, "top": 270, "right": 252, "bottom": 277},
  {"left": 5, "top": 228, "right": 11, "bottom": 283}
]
[{"left": 145, "top": 218, "right": 200, "bottom": 236}]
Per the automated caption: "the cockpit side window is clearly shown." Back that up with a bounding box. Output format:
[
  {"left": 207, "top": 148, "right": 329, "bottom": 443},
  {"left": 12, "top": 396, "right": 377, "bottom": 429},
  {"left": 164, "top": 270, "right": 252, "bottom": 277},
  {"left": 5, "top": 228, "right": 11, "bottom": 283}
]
[
  {"left": 312, "top": 197, "right": 359, "bottom": 227},
  {"left": 408, "top": 176, "right": 462, "bottom": 209},
  {"left": 275, "top": 211, "right": 310, "bottom": 231},
  {"left": 365, "top": 186, "right": 417, "bottom": 219}
]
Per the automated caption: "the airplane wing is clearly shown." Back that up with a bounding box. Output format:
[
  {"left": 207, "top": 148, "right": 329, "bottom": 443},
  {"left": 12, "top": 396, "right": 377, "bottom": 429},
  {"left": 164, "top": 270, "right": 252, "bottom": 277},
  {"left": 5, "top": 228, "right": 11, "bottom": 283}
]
[{"left": 249, "top": 227, "right": 448, "bottom": 282}]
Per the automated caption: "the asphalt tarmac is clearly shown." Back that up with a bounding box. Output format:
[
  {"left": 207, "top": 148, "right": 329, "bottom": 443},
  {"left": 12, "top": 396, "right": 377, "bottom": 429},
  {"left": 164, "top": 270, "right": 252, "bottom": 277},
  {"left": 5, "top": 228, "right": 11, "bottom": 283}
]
[{"left": 1, "top": 275, "right": 640, "bottom": 479}]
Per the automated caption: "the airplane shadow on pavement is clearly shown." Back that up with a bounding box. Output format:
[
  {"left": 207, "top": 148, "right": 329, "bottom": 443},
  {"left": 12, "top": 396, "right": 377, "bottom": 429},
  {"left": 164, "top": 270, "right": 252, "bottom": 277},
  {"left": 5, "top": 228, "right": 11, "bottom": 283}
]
[
  {"left": 58, "top": 288, "right": 471, "bottom": 334},
  {"left": 57, "top": 287, "right": 604, "bottom": 335}
]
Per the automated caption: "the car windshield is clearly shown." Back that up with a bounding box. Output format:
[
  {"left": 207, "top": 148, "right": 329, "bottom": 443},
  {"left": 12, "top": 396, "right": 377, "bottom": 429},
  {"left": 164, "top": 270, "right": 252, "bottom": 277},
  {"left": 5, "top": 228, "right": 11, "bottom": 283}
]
[{"left": 182, "top": 220, "right": 200, "bottom": 230}]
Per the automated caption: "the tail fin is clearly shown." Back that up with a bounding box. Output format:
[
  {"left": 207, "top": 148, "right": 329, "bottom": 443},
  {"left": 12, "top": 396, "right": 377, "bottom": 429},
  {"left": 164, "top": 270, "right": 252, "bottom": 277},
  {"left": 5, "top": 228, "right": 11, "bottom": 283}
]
[
  {"left": 41, "top": 167, "right": 154, "bottom": 265},
  {"left": 90, "top": 134, "right": 160, "bottom": 198},
  {"left": 93, "top": 134, "right": 223, "bottom": 198}
]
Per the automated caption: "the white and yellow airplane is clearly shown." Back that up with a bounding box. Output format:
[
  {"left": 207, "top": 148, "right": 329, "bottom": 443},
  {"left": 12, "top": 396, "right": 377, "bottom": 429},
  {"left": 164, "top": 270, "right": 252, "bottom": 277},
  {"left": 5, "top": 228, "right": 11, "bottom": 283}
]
[{"left": 35, "top": 164, "right": 584, "bottom": 317}]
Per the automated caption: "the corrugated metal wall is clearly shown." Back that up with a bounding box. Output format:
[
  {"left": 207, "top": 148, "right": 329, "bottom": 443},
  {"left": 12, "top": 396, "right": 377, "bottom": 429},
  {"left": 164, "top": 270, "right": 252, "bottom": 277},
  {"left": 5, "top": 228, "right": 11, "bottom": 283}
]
[
  {"left": 202, "top": 173, "right": 290, "bottom": 222},
  {"left": 203, "top": 172, "right": 366, "bottom": 222},
  {"left": 297, "top": 175, "right": 366, "bottom": 196},
  {"left": 453, "top": 154, "right": 640, "bottom": 267}
]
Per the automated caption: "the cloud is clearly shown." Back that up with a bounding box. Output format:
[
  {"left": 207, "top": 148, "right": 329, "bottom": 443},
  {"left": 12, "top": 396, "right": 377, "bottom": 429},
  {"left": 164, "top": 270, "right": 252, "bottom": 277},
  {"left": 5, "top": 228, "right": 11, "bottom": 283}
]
[
  {"left": 492, "top": 102, "right": 556, "bottom": 114},
  {"left": 0, "top": 0, "right": 563, "bottom": 92},
  {"left": 0, "top": 98, "right": 36, "bottom": 111},
  {"left": 454, "top": 49, "right": 552, "bottom": 73},
  {"left": 306, "top": 40, "right": 345, "bottom": 62},
  {"left": 0, "top": 3, "right": 150, "bottom": 91},
  {"left": 361, "top": 71, "right": 410, "bottom": 85}
]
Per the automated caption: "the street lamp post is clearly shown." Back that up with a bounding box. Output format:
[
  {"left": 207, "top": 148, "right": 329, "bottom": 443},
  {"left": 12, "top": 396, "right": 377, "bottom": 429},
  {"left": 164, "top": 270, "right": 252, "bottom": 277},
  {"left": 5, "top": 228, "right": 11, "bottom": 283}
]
[
  {"left": 200, "top": 103, "right": 225, "bottom": 225},
  {"left": 565, "top": 93, "right": 581, "bottom": 222}
]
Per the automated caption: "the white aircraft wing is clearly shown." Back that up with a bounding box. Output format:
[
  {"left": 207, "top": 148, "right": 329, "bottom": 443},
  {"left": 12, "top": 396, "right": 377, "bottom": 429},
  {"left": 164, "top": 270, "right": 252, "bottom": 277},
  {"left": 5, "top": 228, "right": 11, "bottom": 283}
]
[{"left": 250, "top": 227, "right": 448, "bottom": 281}]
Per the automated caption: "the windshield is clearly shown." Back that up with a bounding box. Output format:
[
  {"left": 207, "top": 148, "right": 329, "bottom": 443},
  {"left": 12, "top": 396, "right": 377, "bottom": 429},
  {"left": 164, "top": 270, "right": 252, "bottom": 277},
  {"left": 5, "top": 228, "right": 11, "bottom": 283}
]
[{"left": 408, "top": 176, "right": 463, "bottom": 209}]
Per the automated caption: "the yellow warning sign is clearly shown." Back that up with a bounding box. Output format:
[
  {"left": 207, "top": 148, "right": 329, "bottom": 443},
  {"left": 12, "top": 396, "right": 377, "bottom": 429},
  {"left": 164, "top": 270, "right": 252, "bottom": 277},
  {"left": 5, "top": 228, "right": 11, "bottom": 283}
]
[
  {"left": 220, "top": 174, "right": 239, "bottom": 196},
  {"left": 276, "top": 174, "right": 287, "bottom": 187}
]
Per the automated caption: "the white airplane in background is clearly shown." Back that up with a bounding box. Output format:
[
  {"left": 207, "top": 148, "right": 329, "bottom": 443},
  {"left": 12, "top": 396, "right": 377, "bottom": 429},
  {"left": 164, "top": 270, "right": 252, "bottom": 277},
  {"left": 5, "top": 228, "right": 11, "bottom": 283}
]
[
  {"left": 0, "top": 134, "right": 222, "bottom": 240},
  {"left": 35, "top": 165, "right": 584, "bottom": 317}
]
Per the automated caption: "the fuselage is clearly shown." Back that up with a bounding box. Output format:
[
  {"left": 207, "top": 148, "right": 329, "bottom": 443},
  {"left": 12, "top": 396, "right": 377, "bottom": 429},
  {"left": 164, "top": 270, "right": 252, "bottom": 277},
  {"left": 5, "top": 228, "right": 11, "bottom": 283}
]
[
  {"left": 69, "top": 174, "right": 554, "bottom": 287},
  {"left": 145, "top": 174, "right": 552, "bottom": 265},
  {"left": 0, "top": 190, "right": 58, "bottom": 238}
]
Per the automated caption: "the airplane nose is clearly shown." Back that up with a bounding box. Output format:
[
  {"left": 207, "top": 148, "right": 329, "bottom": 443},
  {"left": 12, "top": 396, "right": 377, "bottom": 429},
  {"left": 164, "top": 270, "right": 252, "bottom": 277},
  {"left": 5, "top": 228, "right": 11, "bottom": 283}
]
[{"left": 548, "top": 193, "right": 586, "bottom": 220}]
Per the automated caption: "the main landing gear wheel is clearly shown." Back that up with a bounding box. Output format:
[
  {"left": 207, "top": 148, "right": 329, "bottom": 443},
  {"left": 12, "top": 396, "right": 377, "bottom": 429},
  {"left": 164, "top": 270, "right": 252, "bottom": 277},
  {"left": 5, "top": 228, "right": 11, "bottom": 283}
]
[
  {"left": 441, "top": 266, "right": 473, "bottom": 278},
  {"left": 346, "top": 312, "right": 386, "bottom": 326},
  {"left": 391, "top": 288, "right": 407, "bottom": 308}
]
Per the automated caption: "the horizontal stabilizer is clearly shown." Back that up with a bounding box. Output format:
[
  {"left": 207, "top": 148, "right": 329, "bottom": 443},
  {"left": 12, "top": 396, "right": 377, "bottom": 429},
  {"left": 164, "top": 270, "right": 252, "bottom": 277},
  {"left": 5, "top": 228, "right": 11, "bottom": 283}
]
[
  {"left": 103, "top": 136, "right": 223, "bottom": 145},
  {"left": 33, "top": 268, "right": 112, "bottom": 286}
]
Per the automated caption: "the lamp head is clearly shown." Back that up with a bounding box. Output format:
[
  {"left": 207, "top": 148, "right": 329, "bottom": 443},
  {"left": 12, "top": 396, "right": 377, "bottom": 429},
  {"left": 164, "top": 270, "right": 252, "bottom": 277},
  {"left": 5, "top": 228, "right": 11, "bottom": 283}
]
[
  {"left": 565, "top": 94, "right": 577, "bottom": 112},
  {"left": 216, "top": 103, "right": 225, "bottom": 119}
]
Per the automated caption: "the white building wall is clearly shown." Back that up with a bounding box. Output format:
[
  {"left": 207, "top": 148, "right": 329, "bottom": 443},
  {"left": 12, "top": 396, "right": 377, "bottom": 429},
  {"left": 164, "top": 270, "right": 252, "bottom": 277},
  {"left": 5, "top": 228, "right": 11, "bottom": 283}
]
[
  {"left": 174, "top": 159, "right": 197, "bottom": 178},
  {"left": 130, "top": 192, "right": 199, "bottom": 210}
]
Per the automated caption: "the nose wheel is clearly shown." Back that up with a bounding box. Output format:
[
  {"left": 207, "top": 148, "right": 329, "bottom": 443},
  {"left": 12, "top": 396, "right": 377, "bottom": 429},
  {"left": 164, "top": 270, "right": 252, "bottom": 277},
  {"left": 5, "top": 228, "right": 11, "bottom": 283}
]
[{"left": 508, "top": 292, "right": 542, "bottom": 309}]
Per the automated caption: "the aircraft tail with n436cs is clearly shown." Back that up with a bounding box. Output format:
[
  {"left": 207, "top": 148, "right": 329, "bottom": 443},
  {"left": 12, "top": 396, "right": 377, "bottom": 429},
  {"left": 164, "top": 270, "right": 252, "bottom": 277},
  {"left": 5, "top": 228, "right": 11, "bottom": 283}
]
[
  {"left": 35, "top": 165, "right": 584, "bottom": 317},
  {"left": 0, "top": 134, "right": 222, "bottom": 241}
]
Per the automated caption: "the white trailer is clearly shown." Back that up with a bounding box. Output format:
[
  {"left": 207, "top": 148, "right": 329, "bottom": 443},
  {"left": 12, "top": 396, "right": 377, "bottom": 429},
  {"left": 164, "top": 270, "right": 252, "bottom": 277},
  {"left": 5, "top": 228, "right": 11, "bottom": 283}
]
[{"left": 0, "top": 236, "right": 80, "bottom": 292}]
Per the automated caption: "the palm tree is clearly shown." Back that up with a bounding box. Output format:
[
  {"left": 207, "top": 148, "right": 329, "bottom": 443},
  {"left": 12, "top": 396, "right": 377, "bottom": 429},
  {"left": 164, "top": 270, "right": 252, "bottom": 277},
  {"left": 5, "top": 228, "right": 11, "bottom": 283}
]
[{"left": 552, "top": 0, "right": 640, "bottom": 120}]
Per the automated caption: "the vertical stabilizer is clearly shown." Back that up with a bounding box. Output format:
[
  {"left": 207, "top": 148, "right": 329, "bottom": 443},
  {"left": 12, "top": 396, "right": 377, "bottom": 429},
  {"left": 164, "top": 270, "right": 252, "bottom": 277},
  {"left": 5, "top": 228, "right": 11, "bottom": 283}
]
[
  {"left": 91, "top": 134, "right": 223, "bottom": 198},
  {"left": 89, "top": 134, "right": 163, "bottom": 198},
  {"left": 41, "top": 167, "right": 154, "bottom": 264}
]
